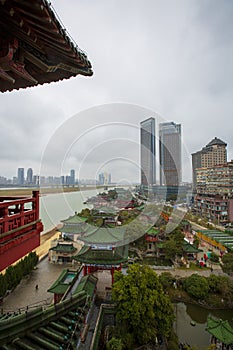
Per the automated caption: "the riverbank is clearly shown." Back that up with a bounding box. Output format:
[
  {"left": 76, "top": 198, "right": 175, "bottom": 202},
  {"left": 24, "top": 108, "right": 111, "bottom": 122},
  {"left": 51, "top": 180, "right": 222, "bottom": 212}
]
[
  {"left": 0, "top": 186, "right": 103, "bottom": 197},
  {"left": 35, "top": 228, "right": 60, "bottom": 260}
]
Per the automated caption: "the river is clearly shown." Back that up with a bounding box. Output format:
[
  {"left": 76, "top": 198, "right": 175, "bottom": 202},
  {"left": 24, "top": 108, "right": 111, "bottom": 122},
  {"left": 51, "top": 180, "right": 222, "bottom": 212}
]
[{"left": 39, "top": 188, "right": 97, "bottom": 233}]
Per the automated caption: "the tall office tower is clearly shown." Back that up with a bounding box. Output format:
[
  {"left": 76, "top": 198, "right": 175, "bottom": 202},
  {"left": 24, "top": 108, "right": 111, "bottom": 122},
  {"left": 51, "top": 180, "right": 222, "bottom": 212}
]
[
  {"left": 70, "top": 169, "right": 75, "bottom": 185},
  {"left": 140, "top": 117, "right": 156, "bottom": 187},
  {"left": 192, "top": 137, "right": 227, "bottom": 190},
  {"left": 98, "top": 173, "right": 104, "bottom": 185},
  {"left": 159, "top": 122, "right": 182, "bottom": 186},
  {"left": 26, "top": 168, "right": 33, "bottom": 184},
  {"left": 17, "top": 168, "right": 24, "bottom": 185}
]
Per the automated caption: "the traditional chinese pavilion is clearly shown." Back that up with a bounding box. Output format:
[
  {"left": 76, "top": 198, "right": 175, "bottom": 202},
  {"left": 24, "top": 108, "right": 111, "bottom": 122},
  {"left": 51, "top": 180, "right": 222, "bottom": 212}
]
[
  {"left": 0, "top": 0, "right": 93, "bottom": 93},
  {"left": 0, "top": 191, "right": 43, "bottom": 271},
  {"left": 59, "top": 212, "right": 88, "bottom": 240},
  {"left": 49, "top": 242, "right": 77, "bottom": 264},
  {"left": 73, "top": 226, "right": 128, "bottom": 284}
]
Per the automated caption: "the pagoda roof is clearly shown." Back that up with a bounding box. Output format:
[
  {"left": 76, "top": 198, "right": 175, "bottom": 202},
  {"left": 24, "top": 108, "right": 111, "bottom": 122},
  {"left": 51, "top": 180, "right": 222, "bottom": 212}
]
[
  {"left": 79, "top": 226, "right": 126, "bottom": 246},
  {"left": 47, "top": 269, "right": 78, "bottom": 294},
  {"left": 73, "top": 245, "right": 128, "bottom": 265},
  {"left": 61, "top": 214, "right": 88, "bottom": 224},
  {"left": 91, "top": 206, "right": 118, "bottom": 215},
  {"left": 206, "top": 316, "right": 233, "bottom": 345},
  {"left": 0, "top": 0, "right": 93, "bottom": 93},
  {"left": 49, "top": 243, "right": 77, "bottom": 253}
]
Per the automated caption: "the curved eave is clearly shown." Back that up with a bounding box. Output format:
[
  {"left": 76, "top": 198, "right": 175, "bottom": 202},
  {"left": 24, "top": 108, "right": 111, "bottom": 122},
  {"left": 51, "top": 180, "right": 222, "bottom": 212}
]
[{"left": 0, "top": 0, "right": 93, "bottom": 92}]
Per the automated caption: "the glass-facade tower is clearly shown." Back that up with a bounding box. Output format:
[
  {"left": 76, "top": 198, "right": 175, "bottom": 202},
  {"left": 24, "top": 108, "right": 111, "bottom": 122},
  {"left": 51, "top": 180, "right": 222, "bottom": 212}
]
[
  {"left": 140, "top": 117, "right": 156, "bottom": 187},
  {"left": 159, "top": 122, "right": 182, "bottom": 186}
]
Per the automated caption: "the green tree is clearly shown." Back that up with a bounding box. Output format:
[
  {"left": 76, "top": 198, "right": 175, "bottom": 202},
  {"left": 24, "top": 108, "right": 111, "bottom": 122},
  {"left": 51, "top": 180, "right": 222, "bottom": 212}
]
[
  {"left": 222, "top": 253, "right": 233, "bottom": 275},
  {"left": 209, "top": 252, "right": 219, "bottom": 264},
  {"left": 106, "top": 337, "right": 123, "bottom": 350},
  {"left": 163, "top": 228, "right": 184, "bottom": 262},
  {"left": 193, "top": 236, "right": 200, "bottom": 249},
  {"left": 0, "top": 274, "right": 7, "bottom": 297},
  {"left": 159, "top": 272, "right": 175, "bottom": 290},
  {"left": 183, "top": 274, "right": 209, "bottom": 299},
  {"left": 207, "top": 274, "right": 224, "bottom": 294},
  {"left": 112, "top": 264, "right": 174, "bottom": 346},
  {"left": 163, "top": 239, "right": 179, "bottom": 261}
]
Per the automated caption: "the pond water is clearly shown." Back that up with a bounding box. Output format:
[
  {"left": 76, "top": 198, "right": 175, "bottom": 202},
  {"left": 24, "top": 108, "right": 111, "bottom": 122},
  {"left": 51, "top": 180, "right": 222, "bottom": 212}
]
[{"left": 175, "top": 302, "right": 233, "bottom": 349}]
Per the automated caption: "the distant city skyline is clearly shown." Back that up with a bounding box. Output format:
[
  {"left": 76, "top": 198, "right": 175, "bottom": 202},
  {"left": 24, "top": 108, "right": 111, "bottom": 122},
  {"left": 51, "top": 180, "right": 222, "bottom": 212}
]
[{"left": 0, "top": 167, "right": 114, "bottom": 186}]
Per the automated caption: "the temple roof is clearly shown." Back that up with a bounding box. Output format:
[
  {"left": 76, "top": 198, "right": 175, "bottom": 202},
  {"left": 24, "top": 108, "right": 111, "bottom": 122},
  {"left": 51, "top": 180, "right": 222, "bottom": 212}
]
[
  {"left": 47, "top": 269, "right": 78, "bottom": 294},
  {"left": 0, "top": 274, "right": 98, "bottom": 348},
  {"left": 73, "top": 245, "right": 128, "bottom": 265},
  {"left": 61, "top": 214, "right": 88, "bottom": 224},
  {"left": 79, "top": 226, "right": 126, "bottom": 246},
  {"left": 182, "top": 242, "right": 202, "bottom": 253},
  {"left": 206, "top": 316, "right": 233, "bottom": 345},
  {"left": 91, "top": 206, "right": 118, "bottom": 215},
  {"left": 75, "top": 274, "right": 98, "bottom": 296},
  {"left": 49, "top": 243, "right": 77, "bottom": 253},
  {"left": 0, "top": 0, "right": 93, "bottom": 92}
]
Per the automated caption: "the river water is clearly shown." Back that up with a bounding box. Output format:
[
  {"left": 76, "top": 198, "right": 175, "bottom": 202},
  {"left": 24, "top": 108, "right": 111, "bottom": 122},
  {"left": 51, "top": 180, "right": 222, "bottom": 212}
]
[{"left": 39, "top": 188, "right": 97, "bottom": 232}]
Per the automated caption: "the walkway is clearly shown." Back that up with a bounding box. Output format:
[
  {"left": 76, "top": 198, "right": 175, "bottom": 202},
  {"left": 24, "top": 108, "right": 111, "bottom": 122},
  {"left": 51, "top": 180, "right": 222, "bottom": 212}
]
[{"left": 1, "top": 257, "right": 64, "bottom": 313}]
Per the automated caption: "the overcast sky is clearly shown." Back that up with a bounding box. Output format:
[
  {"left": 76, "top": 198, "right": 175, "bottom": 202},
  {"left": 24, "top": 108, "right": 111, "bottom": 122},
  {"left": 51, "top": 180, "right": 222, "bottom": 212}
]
[{"left": 0, "top": 0, "right": 232, "bottom": 183}]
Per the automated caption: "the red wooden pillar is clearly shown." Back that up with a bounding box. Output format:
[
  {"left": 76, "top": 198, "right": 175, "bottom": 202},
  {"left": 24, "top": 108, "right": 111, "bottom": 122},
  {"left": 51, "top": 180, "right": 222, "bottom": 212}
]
[
  {"left": 87, "top": 266, "right": 91, "bottom": 274},
  {"left": 33, "top": 190, "right": 40, "bottom": 220},
  {"left": 83, "top": 265, "right": 87, "bottom": 276},
  {"left": 3, "top": 207, "right": 8, "bottom": 232},
  {"left": 20, "top": 204, "right": 24, "bottom": 226}
]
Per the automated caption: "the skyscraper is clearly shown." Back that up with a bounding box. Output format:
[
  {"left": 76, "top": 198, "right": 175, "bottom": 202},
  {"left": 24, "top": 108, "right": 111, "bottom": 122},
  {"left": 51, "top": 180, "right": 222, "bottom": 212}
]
[
  {"left": 26, "top": 168, "right": 33, "bottom": 185},
  {"left": 140, "top": 117, "right": 156, "bottom": 187},
  {"left": 159, "top": 122, "right": 182, "bottom": 186},
  {"left": 70, "top": 169, "right": 75, "bottom": 185},
  {"left": 17, "top": 168, "right": 24, "bottom": 185}
]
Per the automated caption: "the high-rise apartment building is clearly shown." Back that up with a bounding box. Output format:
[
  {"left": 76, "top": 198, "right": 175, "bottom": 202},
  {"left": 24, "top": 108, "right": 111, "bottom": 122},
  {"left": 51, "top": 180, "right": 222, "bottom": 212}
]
[
  {"left": 159, "top": 122, "right": 181, "bottom": 186},
  {"left": 196, "top": 161, "right": 233, "bottom": 197},
  {"left": 192, "top": 137, "right": 227, "bottom": 190},
  {"left": 140, "top": 117, "right": 156, "bottom": 187},
  {"left": 193, "top": 161, "right": 233, "bottom": 224},
  {"left": 17, "top": 168, "right": 24, "bottom": 185}
]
